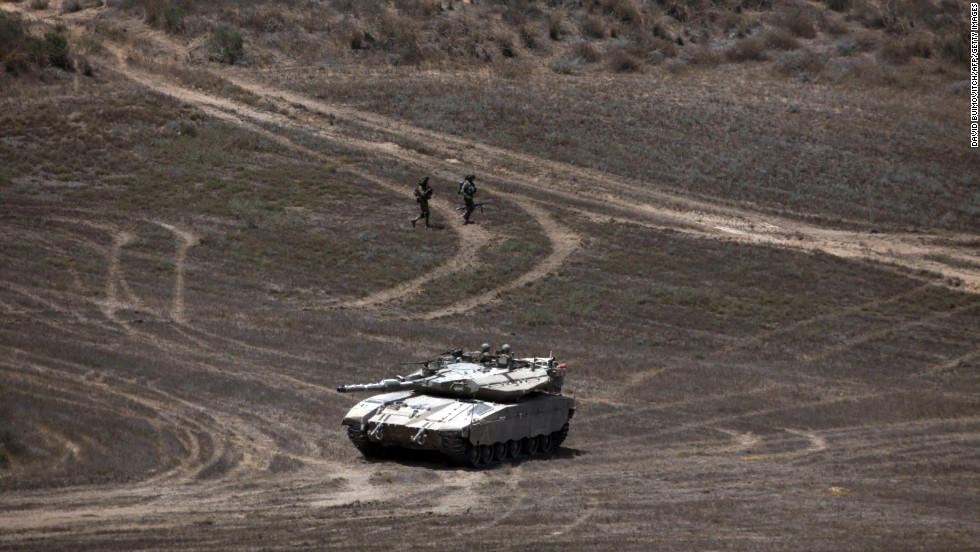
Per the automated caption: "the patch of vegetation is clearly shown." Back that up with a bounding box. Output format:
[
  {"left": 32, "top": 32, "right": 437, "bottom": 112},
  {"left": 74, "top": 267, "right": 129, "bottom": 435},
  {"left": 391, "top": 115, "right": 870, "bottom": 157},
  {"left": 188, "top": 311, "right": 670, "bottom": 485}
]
[
  {"left": 207, "top": 27, "right": 244, "bottom": 64},
  {"left": 0, "top": 12, "right": 73, "bottom": 74}
]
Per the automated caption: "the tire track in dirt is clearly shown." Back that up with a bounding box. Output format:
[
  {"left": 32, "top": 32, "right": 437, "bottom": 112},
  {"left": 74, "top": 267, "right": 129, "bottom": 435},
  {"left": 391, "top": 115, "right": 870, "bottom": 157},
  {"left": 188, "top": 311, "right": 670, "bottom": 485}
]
[
  {"left": 97, "top": 41, "right": 506, "bottom": 316},
  {"left": 802, "top": 302, "right": 979, "bottom": 363},
  {"left": 153, "top": 221, "right": 198, "bottom": 324},
  {"left": 1, "top": 351, "right": 357, "bottom": 533},
  {"left": 420, "top": 201, "right": 580, "bottom": 320},
  {"left": 338, "top": 220, "right": 493, "bottom": 310},
  {"left": 95, "top": 18, "right": 980, "bottom": 310},
  {"left": 219, "top": 69, "right": 980, "bottom": 295},
  {"left": 712, "top": 283, "right": 936, "bottom": 357}
]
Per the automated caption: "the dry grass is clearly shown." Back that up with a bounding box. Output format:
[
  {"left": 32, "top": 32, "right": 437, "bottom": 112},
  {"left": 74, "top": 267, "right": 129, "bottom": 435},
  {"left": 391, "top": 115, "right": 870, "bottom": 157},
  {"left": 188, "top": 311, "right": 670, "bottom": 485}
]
[{"left": 0, "top": 1, "right": 978, "bottom": 550}]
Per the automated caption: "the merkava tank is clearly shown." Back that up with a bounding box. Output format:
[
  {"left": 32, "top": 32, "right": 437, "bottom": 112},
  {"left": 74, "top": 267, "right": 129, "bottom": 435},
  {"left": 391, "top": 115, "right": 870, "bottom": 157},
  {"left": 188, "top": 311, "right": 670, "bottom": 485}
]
[{"left": 337, "top": 349, "right": 574, "bottom": 467}]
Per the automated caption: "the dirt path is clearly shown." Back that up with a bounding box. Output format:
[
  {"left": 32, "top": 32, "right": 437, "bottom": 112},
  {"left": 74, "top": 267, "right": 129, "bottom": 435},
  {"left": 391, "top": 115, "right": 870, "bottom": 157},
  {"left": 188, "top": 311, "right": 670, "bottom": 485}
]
[
  {"left": 29, "top": 7, "right": 974, "bottom": 315},
  {"left": 3, "top": 8, "right": 980, "bottom": 551}
]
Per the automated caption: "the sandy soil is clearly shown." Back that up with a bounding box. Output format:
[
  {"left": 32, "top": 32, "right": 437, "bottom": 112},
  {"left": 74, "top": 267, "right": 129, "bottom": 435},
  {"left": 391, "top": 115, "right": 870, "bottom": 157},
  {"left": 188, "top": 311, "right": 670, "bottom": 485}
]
[{"left": 1, "top": 4, "right": 979, "bottom": 551}]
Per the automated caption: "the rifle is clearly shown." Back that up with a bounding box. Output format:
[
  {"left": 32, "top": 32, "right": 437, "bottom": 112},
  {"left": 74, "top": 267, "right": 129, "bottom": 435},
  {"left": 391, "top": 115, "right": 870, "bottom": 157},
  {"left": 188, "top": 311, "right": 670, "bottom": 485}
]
[{"left": 455, "top": 202, "right": 491, "bottom": 213}]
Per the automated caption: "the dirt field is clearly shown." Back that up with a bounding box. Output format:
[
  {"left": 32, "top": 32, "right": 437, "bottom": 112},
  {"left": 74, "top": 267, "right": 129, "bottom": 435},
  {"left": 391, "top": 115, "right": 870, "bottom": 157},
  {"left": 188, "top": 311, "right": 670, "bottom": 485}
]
[{"left": 2, "top": 2, "right": 979, "bottom": 550}]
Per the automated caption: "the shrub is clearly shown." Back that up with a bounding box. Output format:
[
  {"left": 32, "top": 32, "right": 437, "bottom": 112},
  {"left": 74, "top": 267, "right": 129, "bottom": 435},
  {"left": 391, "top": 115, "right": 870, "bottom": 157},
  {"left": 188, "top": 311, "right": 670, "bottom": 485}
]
[
  {"left": 821, "top": 0, "right": 851, "bottom": 12},
  {"left": 877, "top": 34, "right": 932, "bottom": 65},
  {"left": 686, "top": 45, "right": 723, "bottom": 66},
  {"left": 164, "top": 4, "right": 184, "bottom": 32},
  {"left": 581, "top": 14, "right": 607, "bottom": 39},
  {"left": 725, "top": 36, "right": 767, "bottom": 62},
  {"left": 61, "top": 0, "right": 82, "bottom": 13},
  {"left": 548, "top": 12, "right": 566, "bottom": 41},
  {"left": 0, "top": 12, "right": 26, "bottom": 55},
  {"left": 608, "top": 49, "right": 642, "bottom": 72},
  {"left": 571, "top": 40, "right": 601, "bottom": 63},
  {"left": 208, "top": 27, "right": 244, "bottom": 64},
  {"left": 30, "top": 31, "right": 71, "bottom": 69},
  {"left": 763, "top": 28, "right": 801, "bottom": 50},
  {"left": 774, "top": 48, "right": 825, "bottom": 79},
  {"left": 29, "top": 0, "right": 48, "bottom": 10},
  {"left": 938, "top": 29, "right": 968, "bottom": 64},
  {"left": 780, "top": 7, "right": 818, "bottom": 39},
  {"left": 552, "top": 53, "right": 585, "bottom": 75}
]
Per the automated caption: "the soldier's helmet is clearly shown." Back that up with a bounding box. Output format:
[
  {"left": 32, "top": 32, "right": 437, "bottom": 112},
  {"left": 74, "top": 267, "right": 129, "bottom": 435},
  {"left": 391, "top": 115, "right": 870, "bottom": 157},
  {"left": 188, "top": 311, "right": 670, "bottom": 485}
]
[
  {"left": 501, "top": 344, "right": 511, "bottom": 354},
  {"left": 481, "top": 343, "right": 490, "bottom": 352},
  {"left": 465, "top": 174, "right": 475, "bottom": 182},
  {"left": 418, "top": 176, "right": 430, "bottom": 186}
]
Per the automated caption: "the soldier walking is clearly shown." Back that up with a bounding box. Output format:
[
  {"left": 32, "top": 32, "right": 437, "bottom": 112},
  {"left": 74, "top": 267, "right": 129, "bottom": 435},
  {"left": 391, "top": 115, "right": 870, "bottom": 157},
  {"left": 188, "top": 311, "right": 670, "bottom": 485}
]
[
  {"left": 457, "top": 173, "right": 477, "bottom": 225},
  {"left": 411, "top": 176, "right": 433, "bottom": 228}
]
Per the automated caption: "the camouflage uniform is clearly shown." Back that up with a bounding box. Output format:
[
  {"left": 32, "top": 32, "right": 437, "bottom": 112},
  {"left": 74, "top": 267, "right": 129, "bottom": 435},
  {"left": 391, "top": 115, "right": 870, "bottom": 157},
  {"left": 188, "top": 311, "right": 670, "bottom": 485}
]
[
  {"left": 457, "top": 174, "right": 477, "bottom": 224},
  {"left": 412, "top": 176, "right": 434, "bottom": 228}
]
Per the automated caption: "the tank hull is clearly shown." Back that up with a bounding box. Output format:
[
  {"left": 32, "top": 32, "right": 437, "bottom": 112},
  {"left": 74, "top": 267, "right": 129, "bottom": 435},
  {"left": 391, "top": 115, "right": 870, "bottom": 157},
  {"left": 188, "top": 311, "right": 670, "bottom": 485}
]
[{"left": 341, "top": 391, "right": 575, "bottom": 466}]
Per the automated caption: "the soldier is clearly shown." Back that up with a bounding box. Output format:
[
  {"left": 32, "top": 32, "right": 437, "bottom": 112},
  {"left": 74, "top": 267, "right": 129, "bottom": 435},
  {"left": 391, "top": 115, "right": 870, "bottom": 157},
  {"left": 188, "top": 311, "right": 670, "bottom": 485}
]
[
  {"left": 411, "top": 176, "right": 434, "bottom": 228},
  {"left": 478, "top": 343, "right": 494, "bottom": 365},
  {"left": 457, "top": 173, "right": 477, "bottom": 225},
  {"left": 496, "top": 343, "right": 513, "bottom": 368}
]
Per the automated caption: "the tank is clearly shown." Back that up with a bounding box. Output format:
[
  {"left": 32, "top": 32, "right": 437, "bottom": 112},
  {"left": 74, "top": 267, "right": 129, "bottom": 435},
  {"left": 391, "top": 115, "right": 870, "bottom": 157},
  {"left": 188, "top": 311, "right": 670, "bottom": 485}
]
[{"left": 337, "top": 351, "right": 575, "bottom": 467}]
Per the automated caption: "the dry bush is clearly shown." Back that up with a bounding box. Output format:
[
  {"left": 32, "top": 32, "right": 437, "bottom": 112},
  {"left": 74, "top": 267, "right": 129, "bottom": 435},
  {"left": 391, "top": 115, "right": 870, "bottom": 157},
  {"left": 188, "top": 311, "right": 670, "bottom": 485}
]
[
  {"left": 725, "top": 36, "right": 767, "bottom": 62},
  {"left": 580, "top": 14, "right": 608, "bottom": 39},
  {"left": 877, "top": 33, "right": 933, "bottom": 65},
  {"left": 61, "top": 0, "right": 82, "bottom": 13},
  {"left": 776, "top": 5, "right": 818, "bottom": 38},
  {"left": 607, "top": 48, "right": 642, "bottom": 72},
  {"left": 571, "top": 40, "right": 602, "bottom": 63},
  {"left": 661, "top": 0, "right": 697, "bottom": 23},
  {"left": 143, "top": 0, "right": 164, "bottom": 25},
  {"left": 588, "top": 0, "right": 643, "bottom": 24},
  {"left": 762, "top": 27, "right": 800, "bottom": 50},
  {"left": 937, "top": 28, "right": 969, "bottom": 64},
  {"left": 633, "top": 35, "right": 678, "bottom": 63},
  {"left": 378, "top": 9, "right": 426, "bottom": 64},
  {"left": 684, "top": 44, "right": 722, "bottom": 66},
  {"left": 773, "top": 48, "right": 824, "bottom": 80},
  {"left": 548, "top": 11, "right": 567, "bottom": 41},
  {"left": 849, "top": 0, "right": 886, "bottom": 29},
  {"left": 518, "top": 22, "right": 547, "bottom": 51},
  {"left": 819, "top": 0, "right": 851, "bottom": 12},
  {"left": 822, "top": 15, "right": 850, "bottom": 35},
  {"left": 397, "top": 0, "right": 441, "bottom": 18},
  {"left": 495, "top": 28, "right": 521, "bottom": 58}
]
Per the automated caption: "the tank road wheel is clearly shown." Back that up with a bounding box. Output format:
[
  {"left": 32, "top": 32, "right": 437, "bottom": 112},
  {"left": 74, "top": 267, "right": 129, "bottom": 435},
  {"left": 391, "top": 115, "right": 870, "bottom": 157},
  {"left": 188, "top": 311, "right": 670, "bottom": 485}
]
[
  {"left": 464, "top": 443, "right": 481, "bottom": 467},
  {"left": 492, "top": 442, "right": 507, "bottom": 462},
  {"left": 479, "top": 444, "right": 494, "bottom": 465},
  {"left": 539, "top": 433, "right": 553, "bottom": 454},
  {"left": 506, "top": 439, "right": 521, "bottom": 458},
  {"left": 522, "top": 435, "right": 539, "bottom": 455}
]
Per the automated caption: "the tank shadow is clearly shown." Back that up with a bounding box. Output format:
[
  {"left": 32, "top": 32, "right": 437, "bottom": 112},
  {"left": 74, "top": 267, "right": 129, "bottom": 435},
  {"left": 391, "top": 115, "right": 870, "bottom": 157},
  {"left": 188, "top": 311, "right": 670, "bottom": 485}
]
[{"left": 357, "top": 445, "right": 587, "bottom": 471}]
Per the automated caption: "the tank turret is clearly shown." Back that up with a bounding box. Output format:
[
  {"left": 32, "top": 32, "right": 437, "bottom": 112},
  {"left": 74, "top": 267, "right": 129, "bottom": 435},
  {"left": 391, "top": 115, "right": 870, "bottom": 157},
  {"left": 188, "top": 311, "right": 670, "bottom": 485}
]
[{"left": 337, "top": 356, "right": 565, "bottom": 402}]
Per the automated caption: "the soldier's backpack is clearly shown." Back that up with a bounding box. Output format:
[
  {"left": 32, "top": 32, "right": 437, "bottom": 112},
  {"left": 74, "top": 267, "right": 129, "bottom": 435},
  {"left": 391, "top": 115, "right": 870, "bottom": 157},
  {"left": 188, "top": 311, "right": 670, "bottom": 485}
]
[{"left": 458, "top": 180, "right": 476, "bottom": 198}]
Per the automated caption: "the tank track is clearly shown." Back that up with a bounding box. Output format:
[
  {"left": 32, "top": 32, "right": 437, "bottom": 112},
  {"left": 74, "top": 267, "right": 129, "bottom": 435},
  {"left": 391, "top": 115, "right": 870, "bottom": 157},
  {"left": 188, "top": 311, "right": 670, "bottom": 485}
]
[
  {"left": 444, "top": 423, "right": 572, "bottom": 468},
  {"left": 346, "top": 426, "right": 384, "bottom": 458},
  {"left": 441, "top": 435, "right": 468, "bottom": 464},
  {"left": 552, "top": 422, "right": 570, "bottom": 449}
]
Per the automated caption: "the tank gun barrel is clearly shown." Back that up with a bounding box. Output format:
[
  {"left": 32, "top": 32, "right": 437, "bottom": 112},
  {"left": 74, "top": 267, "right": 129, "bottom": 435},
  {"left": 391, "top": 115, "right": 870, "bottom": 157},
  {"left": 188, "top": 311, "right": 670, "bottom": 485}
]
[{"left": 337, "top": 378, "right": 416, "bottom": 393}]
